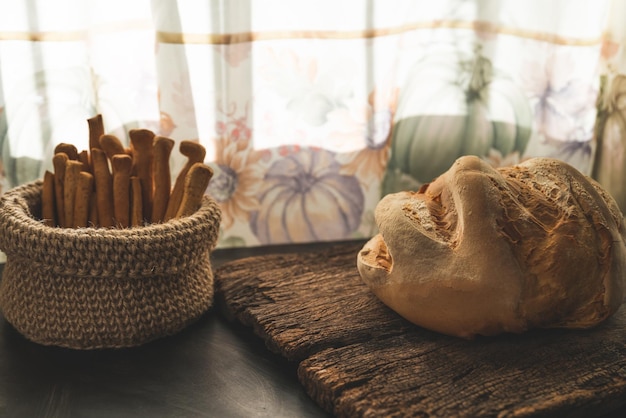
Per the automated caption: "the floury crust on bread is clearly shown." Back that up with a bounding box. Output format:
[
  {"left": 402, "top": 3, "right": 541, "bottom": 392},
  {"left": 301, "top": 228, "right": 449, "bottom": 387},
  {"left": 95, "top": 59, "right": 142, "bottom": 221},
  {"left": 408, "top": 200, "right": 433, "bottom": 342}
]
[{"left": 357, "top": 156, "right": 626, "bottom": 338}]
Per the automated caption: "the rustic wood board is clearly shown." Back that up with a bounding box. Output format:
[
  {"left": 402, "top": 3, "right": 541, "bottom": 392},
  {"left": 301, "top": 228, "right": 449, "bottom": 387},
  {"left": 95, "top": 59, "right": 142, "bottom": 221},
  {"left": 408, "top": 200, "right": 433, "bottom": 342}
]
[{"left": 214, "top": 242, "right": 626, "bottom": 417}]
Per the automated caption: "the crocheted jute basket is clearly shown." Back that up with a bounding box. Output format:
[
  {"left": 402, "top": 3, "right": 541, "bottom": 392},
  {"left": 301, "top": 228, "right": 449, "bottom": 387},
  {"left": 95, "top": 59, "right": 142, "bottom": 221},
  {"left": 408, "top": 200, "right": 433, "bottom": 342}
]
[{"left": 0, "top": 180, "right": 221, "bottom": 349}]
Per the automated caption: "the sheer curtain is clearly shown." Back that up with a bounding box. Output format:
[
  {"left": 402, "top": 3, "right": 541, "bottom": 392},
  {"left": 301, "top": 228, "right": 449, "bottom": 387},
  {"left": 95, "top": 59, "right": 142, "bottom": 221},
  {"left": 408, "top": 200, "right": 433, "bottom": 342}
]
[{"left": 1, "top": 0, "right": 625, "bottom": 257}]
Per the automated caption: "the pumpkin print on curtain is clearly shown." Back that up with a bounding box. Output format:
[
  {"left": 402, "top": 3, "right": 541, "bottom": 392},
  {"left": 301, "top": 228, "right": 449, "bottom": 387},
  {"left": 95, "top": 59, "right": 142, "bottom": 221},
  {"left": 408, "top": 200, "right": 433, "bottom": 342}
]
[
  {"left": 1, "top": 68, "right": 96, "bottom": 187},
  {"left": 593, "top": 74, "right": 626, "bottom": 212},
  {"left": 0, "top": 104, "right": 8, "bottom": 195},
  {"left": 383, "top": 45, "right": 533, "bottom": 195},
  {"left": 251, "top": 147, "right": 365, "bottom": 244},
  {"left": 522, "top": 45, "right": 599, "bottom": 174},
  {"left": 206, "top": 130, "right": 268, "bottom": 248}
]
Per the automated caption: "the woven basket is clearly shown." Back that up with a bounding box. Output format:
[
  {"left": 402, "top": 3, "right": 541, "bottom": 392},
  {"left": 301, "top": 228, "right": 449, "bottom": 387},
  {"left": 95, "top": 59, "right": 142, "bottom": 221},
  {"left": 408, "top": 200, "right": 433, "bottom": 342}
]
[{"left": 0, "top": 180, "right": 221, "bottom": 349}]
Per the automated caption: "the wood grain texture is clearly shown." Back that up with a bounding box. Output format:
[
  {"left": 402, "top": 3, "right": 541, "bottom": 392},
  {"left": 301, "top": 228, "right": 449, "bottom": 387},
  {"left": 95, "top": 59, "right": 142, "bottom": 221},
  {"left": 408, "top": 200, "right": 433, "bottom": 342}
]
[{"left": 214, "top": 242, "right": 626, "bottom": 418}]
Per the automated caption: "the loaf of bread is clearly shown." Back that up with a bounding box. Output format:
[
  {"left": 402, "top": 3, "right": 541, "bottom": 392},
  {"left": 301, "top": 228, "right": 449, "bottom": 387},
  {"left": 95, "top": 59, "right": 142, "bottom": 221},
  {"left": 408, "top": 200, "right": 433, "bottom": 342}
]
[{"left": 357, "top": 156, "right": 626, "bottom": 338}]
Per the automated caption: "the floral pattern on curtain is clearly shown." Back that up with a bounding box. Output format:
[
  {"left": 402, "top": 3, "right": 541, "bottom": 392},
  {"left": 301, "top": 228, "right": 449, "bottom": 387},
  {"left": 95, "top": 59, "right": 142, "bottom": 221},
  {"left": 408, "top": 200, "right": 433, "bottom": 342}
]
[{"left": 1, "top": 0, "right": 625, "bottom": 257}]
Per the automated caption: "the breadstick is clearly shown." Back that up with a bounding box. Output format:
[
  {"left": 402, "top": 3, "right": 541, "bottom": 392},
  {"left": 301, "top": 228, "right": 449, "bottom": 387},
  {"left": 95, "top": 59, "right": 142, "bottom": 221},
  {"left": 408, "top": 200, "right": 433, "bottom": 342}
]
[
  {"left": 88, "top": 190, "right": 98, "bottom": 227},
  {"left": 87, "top": 114, "right": 104, "bottom": 153},
  {"left": 112, "top": 154, "right": 132, "bottom": 228},
  {"left": 77, "top": 149, "right": 91, "bottom": 173},
  {"left": 91, "top": 148, "right": 115, "bottom": 228},
  {"left": 175, "top": 163, "right": 213, "bottom": 218},
  {"left": 52, "top": 153, "right": 69, "bottom": 227},
  {"left": 130, "top": 176, "right": 143, "bottom": 227},
  {"left": 99, "top": 134, "right": 126, "bottom": 161},
  {"left": 42, "top": 170, "right": 56, "bottom": 227},
  {"left": 129, "top": 129, "right": 155, "bottom": 222},
  {"left": 88, "top": 115, "right": 105, "bottom": 174},
  {"left": 151, "top": 136, "right": 175, "bottom": 223},
  {"left": 164, "top": 141, "right": 206, "bottom": 221},
  {"left": 73, "top": 171, "right": 93, "bottom": 228},
  {"left": 63, "top": 160, "right": 83, "bottom": 229},
  {"left": 54, "top": 143, "right": 79, "bottom": 161}
]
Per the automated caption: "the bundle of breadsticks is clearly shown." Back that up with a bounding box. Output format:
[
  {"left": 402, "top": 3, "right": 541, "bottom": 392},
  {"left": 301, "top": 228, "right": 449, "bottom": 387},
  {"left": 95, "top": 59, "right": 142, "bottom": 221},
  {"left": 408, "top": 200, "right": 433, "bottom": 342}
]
[{"left": 41, "top": 115, "right": 213, "bottom": 228}]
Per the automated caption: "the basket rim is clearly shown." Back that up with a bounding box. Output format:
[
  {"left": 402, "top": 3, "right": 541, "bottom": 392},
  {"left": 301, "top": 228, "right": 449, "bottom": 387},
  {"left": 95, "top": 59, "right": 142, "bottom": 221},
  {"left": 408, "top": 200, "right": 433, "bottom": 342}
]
[
  {"left": 0, "top": 180, "right": 222, "bottom": 277},
  {"left": 1, "top": 179, "right": 218, "bottom": 236}
]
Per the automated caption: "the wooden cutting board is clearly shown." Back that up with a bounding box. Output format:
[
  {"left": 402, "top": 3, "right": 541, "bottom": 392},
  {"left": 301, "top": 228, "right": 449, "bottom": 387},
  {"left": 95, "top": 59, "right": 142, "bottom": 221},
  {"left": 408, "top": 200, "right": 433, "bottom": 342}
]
[{"left": 214, "top": 242, "right": 626, "bottom": 417}]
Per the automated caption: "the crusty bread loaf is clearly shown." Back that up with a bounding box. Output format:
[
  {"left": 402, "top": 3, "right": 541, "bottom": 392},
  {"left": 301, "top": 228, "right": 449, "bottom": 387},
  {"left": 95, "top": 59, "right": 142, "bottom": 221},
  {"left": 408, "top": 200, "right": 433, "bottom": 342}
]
[{"left": 357, "top": 156, "right": 626, "bottom": 338}]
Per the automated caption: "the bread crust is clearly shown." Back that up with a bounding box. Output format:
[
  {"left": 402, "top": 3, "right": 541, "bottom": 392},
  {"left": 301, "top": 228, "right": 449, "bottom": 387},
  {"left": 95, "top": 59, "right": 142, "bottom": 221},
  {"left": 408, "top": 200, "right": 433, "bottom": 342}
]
[{"left": 357, "top": 156, "right": 626, "bottom": 338}]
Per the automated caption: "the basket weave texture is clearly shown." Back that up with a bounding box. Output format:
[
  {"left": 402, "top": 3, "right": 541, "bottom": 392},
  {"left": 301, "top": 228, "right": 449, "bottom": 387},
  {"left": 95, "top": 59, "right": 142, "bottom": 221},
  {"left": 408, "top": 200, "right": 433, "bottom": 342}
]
[{"left": 0, "top": 180, "right": 222, "bottom": 349}]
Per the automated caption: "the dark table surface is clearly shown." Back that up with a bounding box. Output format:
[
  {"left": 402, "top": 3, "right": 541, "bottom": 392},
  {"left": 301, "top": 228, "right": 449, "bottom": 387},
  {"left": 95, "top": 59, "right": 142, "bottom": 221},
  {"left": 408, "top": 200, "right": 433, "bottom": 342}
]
[
  {"left": 0, "top": 242, "right": 334, "bottom": 418},
  {"left": 2, "top": 241, "right": 625, "bottom": 418}
]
